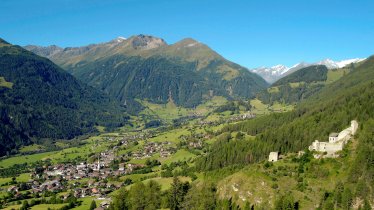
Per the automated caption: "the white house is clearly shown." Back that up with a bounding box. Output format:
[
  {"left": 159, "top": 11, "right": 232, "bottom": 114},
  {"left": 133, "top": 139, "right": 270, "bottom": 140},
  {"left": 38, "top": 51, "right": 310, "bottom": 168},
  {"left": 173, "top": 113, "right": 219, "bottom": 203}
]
[{"left": 268, "top": 152, "right": 279, "bottom": 162}]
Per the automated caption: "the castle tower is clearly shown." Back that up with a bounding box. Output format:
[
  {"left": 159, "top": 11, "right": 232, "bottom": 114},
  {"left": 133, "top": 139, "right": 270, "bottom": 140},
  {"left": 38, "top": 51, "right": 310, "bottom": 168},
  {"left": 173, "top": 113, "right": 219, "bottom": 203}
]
[{"left": 351, "top": 120, "right": 358, "bottom": 135}]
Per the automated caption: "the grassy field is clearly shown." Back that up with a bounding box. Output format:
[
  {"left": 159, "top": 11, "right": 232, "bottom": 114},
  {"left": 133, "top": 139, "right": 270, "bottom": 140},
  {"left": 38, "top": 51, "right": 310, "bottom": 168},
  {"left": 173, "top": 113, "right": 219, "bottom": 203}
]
[
  {"left": 0, "top": 151, "right": 57, "bottom": 168},
  {"left": 95, "top": 125, "right": 106, "bottom": 133},
  {"left": 30, "top": 204, "right": 67, "bottom": 210},
  {"left": 0, "top": 77, "right": 13, "bottom": 88},
  {"left": 250, "top": 99, "right": 270, "bottom": 115},
  {"left": 326, "top": 68, "right": 350, "bottom": 84},
  {"left": 267, "top": 86, "right": 280, "bottom": 93},
  {"left": 195, "top": 96, "right": 227, "bottom": 114},
  {"left": 71, "top": 197, "right": 101, "bottom": 210},
  {"left": 139, "top": 96, "right": 228, "bottom": 124},
  {"left": 125, "top": 176, "right": 192, "bottom": 191},
  {"left": 145, "top": 176, "right": 192, "bottom": 191},
  {"left": 250, "top": 99, "right": 294, "bottom": 115},
  {"left": 270, "top": 102, "right": 294, "bottom": 112},
  {"left": 161, "top": 149, "right": 196, "bottom": 164},
  {"left": 140, "top": 100, "right": 190, "bottom": 123},
  {"left": 0, "top": 136, "right": 112, "bottom": 168},
  {"left": 0, "top": 173, "right": 30, "bottom": 200},
  {"left": 119, "top": 172, "right": 159, "bottom": 182},
  {"left": 19, "top": 144, "right": 45, "bottom": 153},
  {"left": 148, "top": 128, "right": 190, "bottom": 144},
  {"left": 2, "top": 204, "right": 21, "bottom": 210},
  {"left": 17, "top": 173, "right": 31, "bottom": 182},
  {"left": 289, "top": 82, "right": 305, "bottom": 88}
]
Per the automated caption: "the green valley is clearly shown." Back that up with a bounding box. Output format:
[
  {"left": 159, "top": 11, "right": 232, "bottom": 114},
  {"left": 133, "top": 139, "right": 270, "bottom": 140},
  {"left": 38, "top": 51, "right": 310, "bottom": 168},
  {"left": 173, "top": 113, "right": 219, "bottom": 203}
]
[
  {"left": 1, "top": 4, "right": 374, "bottom": 209},
  {"left": 1, "top": 53, "right": 373, "bottom": 209}
]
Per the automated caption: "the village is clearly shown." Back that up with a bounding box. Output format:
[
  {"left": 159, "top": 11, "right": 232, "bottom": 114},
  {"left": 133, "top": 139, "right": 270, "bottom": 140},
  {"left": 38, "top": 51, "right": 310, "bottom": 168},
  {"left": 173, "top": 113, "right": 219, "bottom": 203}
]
[{"left": 2, "top": 131, "right": 182, "bottom": 209}]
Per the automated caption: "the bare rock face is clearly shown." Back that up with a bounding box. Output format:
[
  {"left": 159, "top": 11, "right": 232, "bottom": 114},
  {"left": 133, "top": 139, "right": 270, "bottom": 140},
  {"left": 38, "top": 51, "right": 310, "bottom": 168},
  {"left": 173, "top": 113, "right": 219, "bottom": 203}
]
[
  {"left": 130, "top": 34, "right": 167, "bottom": 50},
  {"left": 24, "top": 45, "right": 63, "bottom": 57}
]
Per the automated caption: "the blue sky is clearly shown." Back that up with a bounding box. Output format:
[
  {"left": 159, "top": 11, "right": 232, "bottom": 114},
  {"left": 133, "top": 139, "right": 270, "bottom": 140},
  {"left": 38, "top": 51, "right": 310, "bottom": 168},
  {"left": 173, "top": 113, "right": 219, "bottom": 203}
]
[{"left": 1, "top": 0, "right": 373, "bottom": 68}]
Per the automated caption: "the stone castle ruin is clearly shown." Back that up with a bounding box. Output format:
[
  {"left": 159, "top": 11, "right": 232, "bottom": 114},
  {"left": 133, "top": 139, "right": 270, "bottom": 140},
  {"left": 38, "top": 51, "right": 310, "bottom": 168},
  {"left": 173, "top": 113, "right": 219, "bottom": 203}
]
[{"left": 309, "top": 120, "right": 358, "bottom": 157}]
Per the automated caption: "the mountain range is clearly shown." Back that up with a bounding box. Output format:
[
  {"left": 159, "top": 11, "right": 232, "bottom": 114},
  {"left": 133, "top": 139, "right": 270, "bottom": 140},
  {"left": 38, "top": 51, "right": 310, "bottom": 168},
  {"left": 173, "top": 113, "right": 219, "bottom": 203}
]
[
  {"left": 25, "top": 35, "right": 268, "bottom": 113},
  {"left": 0, "top": 38, "right": 128, "bottom": 156},
  {"left": 250, "top": 58, "right": 365, "bottom": 83}
]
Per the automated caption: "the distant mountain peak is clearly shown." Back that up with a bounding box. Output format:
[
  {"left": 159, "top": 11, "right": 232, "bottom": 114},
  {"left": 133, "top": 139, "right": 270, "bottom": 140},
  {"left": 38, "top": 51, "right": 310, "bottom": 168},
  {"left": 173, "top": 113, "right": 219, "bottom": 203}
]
[
  {"left": 173, "top": 38, "right": 202, "bottom": 49},
  {"left": 0, "top": 38, "right": 11, "bottom": 46},
  {"left": 112, "top": 36, "right": 126, "bottom": 43},
  {"left": 317, "top": 58, "right": 366, "bottom": 69},
  {"left": 251, "top": 65, "right": 290, "bottom": 83},
  {"left": 250, "top": 58, "right": 366, "bottom": 83},
  {"left": 129, "top": 34, "right": 167, "bottom": 50},
  {"left": 179, "top": 38, "right": 199, "bottom": 43}
]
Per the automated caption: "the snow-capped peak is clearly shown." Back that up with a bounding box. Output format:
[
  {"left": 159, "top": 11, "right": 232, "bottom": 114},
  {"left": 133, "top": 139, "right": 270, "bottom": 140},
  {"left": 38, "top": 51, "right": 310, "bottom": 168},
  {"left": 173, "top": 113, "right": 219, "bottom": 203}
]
[
  {"left": 250, "top": 57, "right": 366, "bottom": 83},
  {"left": 316, "top": 59, "right": 339, "bottom": 69},
  {"left": 336, "top": 58, "right": 366, "bottom": 68},
  {"left": 270, "top": 65, "right": 289, "bottom": 75},
  {"left": 317, "top": 58, "right": 366, "bottom": 69},
  {"left": 116, "top": 36, "right": 126, "bottom": 42}
]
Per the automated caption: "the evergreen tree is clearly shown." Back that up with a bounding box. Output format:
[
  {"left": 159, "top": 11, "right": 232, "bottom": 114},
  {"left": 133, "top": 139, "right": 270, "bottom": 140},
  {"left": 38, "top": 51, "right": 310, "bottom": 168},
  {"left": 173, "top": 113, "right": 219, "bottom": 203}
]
[
  {"left": 144, "top": 180, "right": 161, "bottom": 210},
  {"left": 128, "top": 182, "right": 147, "bottom": 209},
  {"left": 168, "top": 176, "right": 189, "bottom": 210},
  {"left": 274, "top": 194, "right": 298, "bottom": 210},
  {"left": 181, "top": 183, "right": 217, "bottom": 210},
  {"left": 109, "top": 188, "right": 129, "bottom": 210},
  {"left": 89, "top": 200, "right": 97, "bottom": 210},
  {"left": 20, "top": 200, "right": 29, "bottom": 210}
]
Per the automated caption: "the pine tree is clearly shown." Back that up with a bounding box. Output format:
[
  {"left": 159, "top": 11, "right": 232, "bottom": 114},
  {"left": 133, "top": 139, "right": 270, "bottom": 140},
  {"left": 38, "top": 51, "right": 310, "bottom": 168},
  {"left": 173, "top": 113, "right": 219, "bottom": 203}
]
[
  {"left": 89, "top": 200, "right": 97, "bottom": 210},
  {"left": 275, "top": 194, "right": 297, "bottom": 210},
  {"left": 20, "top": 200, "right": 29, "bottom": 210},
  {"left": 168, "top": 176, "right": 189, "bottom": 210}
]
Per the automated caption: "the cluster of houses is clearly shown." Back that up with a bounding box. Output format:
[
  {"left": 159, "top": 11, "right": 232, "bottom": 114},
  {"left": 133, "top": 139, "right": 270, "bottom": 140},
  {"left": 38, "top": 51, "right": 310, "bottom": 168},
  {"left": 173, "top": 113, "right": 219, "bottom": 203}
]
[
  {"left": 228, "top": 112, "right": 256, "bottom": 122},
  {"left": 179, "top": 132, "right": 212, "bottom": 150},
  {"left": 4, "top": 162, "right": 147, "bottom": 201},
  {"left": 132, "top": 141, "right": 174, "bottom": 159},
  {"left": 119, "top": 132, "right": 153, "bottom": 144}
]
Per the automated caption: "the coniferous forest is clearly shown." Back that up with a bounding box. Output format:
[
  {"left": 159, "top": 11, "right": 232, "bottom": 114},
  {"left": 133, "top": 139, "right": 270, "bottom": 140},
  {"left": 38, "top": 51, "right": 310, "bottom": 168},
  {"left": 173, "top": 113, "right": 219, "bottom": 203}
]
[{"left": 0, "top": 39, "right": 128, "bottom": 156}]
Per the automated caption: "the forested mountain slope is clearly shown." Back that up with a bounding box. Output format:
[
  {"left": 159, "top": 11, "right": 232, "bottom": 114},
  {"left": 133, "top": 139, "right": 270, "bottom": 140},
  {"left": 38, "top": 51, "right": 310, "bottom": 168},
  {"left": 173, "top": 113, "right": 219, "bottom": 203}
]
[
  {"left": 257, "top": 65, "right": 354, "bottom": 105},
  {"left": 194, "top": 56, "right": 374, "bottom": 208},
  {"left": 0, "top": 38, "right": 128, "bottom": 156},
  {"left": 25, "top": 35, "right": 268, "bottom": 112},
  {"left": 198, "top": 55, "right": 374, "bottom": 172}
]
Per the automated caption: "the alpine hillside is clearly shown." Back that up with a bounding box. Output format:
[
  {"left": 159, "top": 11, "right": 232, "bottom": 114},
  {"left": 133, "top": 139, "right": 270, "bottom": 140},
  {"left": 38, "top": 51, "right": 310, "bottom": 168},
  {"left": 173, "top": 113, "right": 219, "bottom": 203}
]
[
  {"left": 0, "top": 38, "right": 128, "bottom": 156},
  {"left": 256, "top": 62, "right": 362, "bottom": 105},
  {"left": 25, "top": 35, "right": 268, "bottom": 113}
]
